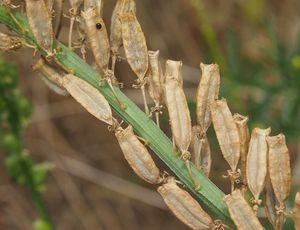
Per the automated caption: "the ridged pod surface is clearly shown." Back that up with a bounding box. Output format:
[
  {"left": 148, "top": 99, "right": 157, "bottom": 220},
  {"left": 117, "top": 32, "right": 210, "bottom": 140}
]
[
  {"left": 264, "top": 177, "right": 277, "bottom": 228},
  {"left": 158, "top": 177, "right": 213, "bottom": 230},
  {"left": 224, "top": 190, "right": 264, "bottom": 230},
  {"left": 62, "top": 74, "right": 113, "bottom": 125},
  {"left": 115, "top": 126, "right": 162, "bottom": 184},
  {"left": 84, "top": 0, "right": 104, "bottom": 17},
  {"left": 293, "top": 192, "right": 300, "bottom": 230},
  {"left": 196, "top": 63, "right": 220, "bottom": 133},
  {"left": 165, "top": 60, "right": 183, "bottom": 87}
]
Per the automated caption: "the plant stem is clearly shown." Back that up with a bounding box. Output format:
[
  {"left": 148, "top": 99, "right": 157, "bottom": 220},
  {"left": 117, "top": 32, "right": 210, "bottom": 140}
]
[{"left": 0, "top": 6, "right": 235, "bottom": 227}]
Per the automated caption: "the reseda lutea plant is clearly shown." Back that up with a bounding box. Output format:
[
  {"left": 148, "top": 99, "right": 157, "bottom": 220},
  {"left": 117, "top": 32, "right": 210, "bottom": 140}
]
[{"left": 0, "top": 1, "right": 296, "bottom": 229}]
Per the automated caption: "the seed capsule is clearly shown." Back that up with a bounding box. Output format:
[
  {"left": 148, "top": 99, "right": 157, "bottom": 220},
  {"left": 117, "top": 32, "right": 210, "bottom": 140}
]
[
  {"left": 224, "top": 190, "right": 264, "bottom": 230},
  {"left": 115, "top": 125, "right": 162, "bottom": 184},
  {"left": 293, "top": 191, "right": 300, "bottom": 230},
  {"left": 32, "top": 58, "right": 68, "bottom": 96},
  {"left": 84, "top": 0, "right": 104, "bottom": 17},
  {"left": 165, "top": 60, "right": 183, "bottom": 87},
  {"left": 196, "top": 63, "right": 220, "bottom": 134},
  {"left": 264, "top": 177, "right": 277, "bottom": 228},
  {"left": 191, "top": 126, "right": 212, "bottom": 177},
  {"left": 25, "top": 0, "right": 54, "bottom": 55},
  {"left": 62, "top": 74, "right": 113, "bottom": 125},
  {"left": 246, "top": 127, "right": 271, "bottom": 211},
  {"left": 0, "top": 32, "right": 24, "bottom": 51},
  {"left": 158, "top": 177, "right": 213, "bottom": 230},
  {"left": 210, "top": 99, "right": 240, "bottom": 173}
]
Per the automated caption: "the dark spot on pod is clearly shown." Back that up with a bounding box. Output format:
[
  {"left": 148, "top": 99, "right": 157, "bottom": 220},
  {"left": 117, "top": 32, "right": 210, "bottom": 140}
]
[{"left": 96, "top": 23, "right": 102, "bottom": 30}]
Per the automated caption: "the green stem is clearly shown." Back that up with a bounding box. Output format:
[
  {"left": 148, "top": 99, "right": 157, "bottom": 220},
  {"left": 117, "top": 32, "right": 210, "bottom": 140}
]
[{"left": 0, "top": 6, "right": 235, "bottom": 227}]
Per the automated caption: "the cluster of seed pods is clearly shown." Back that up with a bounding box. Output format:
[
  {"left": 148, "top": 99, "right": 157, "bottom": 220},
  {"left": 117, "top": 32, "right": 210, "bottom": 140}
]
[{"left": 0, "top": 1, "right": 295, "bottom": 229}]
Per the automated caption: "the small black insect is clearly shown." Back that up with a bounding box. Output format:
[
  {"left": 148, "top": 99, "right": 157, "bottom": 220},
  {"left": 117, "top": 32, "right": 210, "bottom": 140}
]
[{"left": 96, "top": 23, "right": 102, "bottom": 30}]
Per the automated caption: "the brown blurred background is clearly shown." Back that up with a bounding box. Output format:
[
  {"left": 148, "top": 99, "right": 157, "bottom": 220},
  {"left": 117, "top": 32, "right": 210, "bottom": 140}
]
[{"left": 1, "top": 0, "right": 300, "bottom": 229}]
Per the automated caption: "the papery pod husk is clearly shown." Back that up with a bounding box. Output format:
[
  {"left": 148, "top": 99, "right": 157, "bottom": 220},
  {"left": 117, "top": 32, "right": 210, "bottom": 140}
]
[
  {"left": 46, "top": 0, "right": 64, "bottom": 37},
  {"left": 62, "top": 74, "right": 113, "bottom": 125},
  {"left": 25, "top": 0, "right": 53, "bottom": 54},
  {"left": 121, "top": 11, "right": 148, "bottom": 81},
  {"left": 84, "top": 0, "right": 104, "bottom": 17},
  {"left": 69, "top": 0, "right": 83, "bottom": 10},
  {"left": 191, "top": 125, "right": 212, "bottom": 177},
  {"left": 196, "top": 63, "right": 220, "bottom": 133},
  {"left": 165, "top": 60, "right": 183, "bottom": 87},
  {"left": 110, "top": 0, "right": 136, "bottom": 55},
  {"left": 115, "top": 126, "right": 162, "bottom": 184},
  {"left": 158, "top": 177, "right": 213, "bottom": 230},
  {"left": 264, "top": 176, "right": 277, "bottom": 228},
  {"left": 293, "top": 191, "right": 300, "bottom": 230},
  {"left": 246, "top": 127, "right": 270, "bottom": 205},
  {"left": 147, "top": 50, "right": 165, "bottom": 106},
  {"left": 233, "top": 113, "right": 250, "bottom": 186},
  {"left": 0, "top": 32, "right": 23, "bottom": 51},
  {"left": 82, "top": 8, "right": 110, "bottom": 73},
  {"left": 165, "top": 76, "right": 192, "bottom": 154},
  {"left": 224, "top": 190, "right": 264, "bottom": 230},
  {"left": 210, "top": 98, "right": 240, "bottom": 172},
  {"left": 32, "top": 58, "right": 69, "bottom": 96}
]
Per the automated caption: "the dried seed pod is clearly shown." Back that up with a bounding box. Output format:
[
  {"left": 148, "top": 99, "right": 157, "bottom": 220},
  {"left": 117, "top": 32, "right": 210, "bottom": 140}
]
[
  {"left": 158, "top": 177, "right": 214, "bottom": 230},
  {"left": 115, "top": 125, "right": 162, "bottom": 184},
  {"left": 233, "top": 113, "right": 250, "bottom": 187},
  {"left": 210, "top": 99, "right": 240, "bottom": 172},
  {"left": 46, "top": 0, "right": 64, "bottom": 37},
  {"left": 165, "top": 60, "right": 183, "bottom": 87},
  {"left": 84, "top": 0, "right": 104, "bottom": 17},
  {"left": 0, "top": 32, "right": 24, "bottom": 51},
  {"left": 68, "top": 0, "right": 83, "bottom": 47},
  {"left": 32, "top": 58, "right": 68, "bottom": 96},
  {"left": 191, "top": 126, "right": 212, "bottom": 177},
  {"left": 293, "top": 191, "right": 300, "bottom": 230},
  {"left": 264, "top": 176, "right": 277, "bottom": 228},
  {"left": 62, "top": 74, "right": 113, "bottom": 125},
  {"left": 196, "top": 63, "right": 220, "bottom": 133},
  {"left": 246, "top": 127, "right": 271, "bottom": 211},
  {"left": 82, "top": 8, "right": 110, "bottom": 73},
  {"left": 25, "top": 0, "right": 54, "bottom": 55},
  {"left": 224, "top": 190, "right": 264, "bottom": 230}
]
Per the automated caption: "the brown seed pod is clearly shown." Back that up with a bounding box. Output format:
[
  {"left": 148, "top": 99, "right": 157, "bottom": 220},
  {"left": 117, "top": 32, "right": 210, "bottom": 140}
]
[
  {"left": 81, "top": 7, "right": 110, "bottom": 73},
  {"left": 62, "top": 74, "right": 113, "bottom": 125},
  {"left": 84, "top": 0, "right": 104, "bottom": 17},
  {"left": 191, "top": 126, "right": 212, "bottom": 177},
  {"left": 196, "top": 63, "right": 220, "bottom": 134},
  {"left": 25, "top": 0, "right": 54, "bottom": 55},
  {"left": 246, "top": 127, "right": 271, "bottom": 212},
  {"left": 0, "top": 32, "right": 24, "bottom": 51},
  {"left": 224, "top": 190, "right": 264, "bottom": 230},
  {"left": 115, "top": 125, "right": 162, "bottom": 184},
  {"left": 46, "top": 0, "right": 64, "bottom": 38},
  {"left": 158, "top": 177, "right": 214, "bottom": 230},
  {"left": 165, "top": 60, "right": 183, "bottom": 87},
  {"left": 32, "top": 58, "right": 68, "bottom": 96},
  {"left": 233, "top": 113, "right": 250, "bottom": 187},
  {"left": 210, "top": 99, "right": 240, "bottom": 173},
  {"left": 293, "top": 191, "right": 300, "bottom": 230},
  {"left": 264, "top": 176, "right": 277, "bottom": 228}
]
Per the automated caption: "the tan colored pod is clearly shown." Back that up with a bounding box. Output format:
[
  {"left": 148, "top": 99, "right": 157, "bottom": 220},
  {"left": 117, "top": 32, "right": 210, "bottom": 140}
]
[
  {"left": 84, "top": 0, "right": 104, "bottom": 17},
  {"left": 0, "top": 32, "right": 24, "bottom": 51},
  {"left": 158, "top": 177, "right": 213, "bottom": 230},
  {"left": 165, "top": 77, "right": 192, "bottom": 155},
  {"left": 121, "top": 11, "right": 148, "bottom": 81},
  {"left": 246, "top": 127, "right": 271, "bottom": 209},
  {"left": 224, "top": 190, "right": 264, "bottom": 230},
  {"left": 165, "top": 60, "right": 183, "bottom": 87},
  {"left": 233, "top": 113, "right": 250, "bottom": 184},
  {"left": 115, "top": 126, "right": 162, "bottom": 184},
  {"left": 264, "top": 177, "right": 277, "bottom": 228},
  {"left": 191, "top": 126, "right": 212, "bottom": 177},
  {"left": 267, "top": 134, "right": 291, "bottom": 206},
  {"left": 210, "top": 99, "right": 240, "bottom": 172},
  {"left": 25, "top": 0, "right": 54, "bottom": 55},
  {"left": 82, "top": 8, "right": 110, "bottom": 73},
  {"left": 293, "top": 191, "right": 300, "bottom": 230},
  {"left": 196, "top": 63, "right": 220, "bottom": 133},
  {"left": 62, "top": 74, "right": 113, "bottom": 125},
  {"left": 32, "top": 58, "right": 68, "bottom": 96}
]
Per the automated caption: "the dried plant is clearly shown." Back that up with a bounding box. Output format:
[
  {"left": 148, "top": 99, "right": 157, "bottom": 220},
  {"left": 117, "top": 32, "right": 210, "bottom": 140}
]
[{"left": 0, "top": 2, "right": 296, "bottom": 229}]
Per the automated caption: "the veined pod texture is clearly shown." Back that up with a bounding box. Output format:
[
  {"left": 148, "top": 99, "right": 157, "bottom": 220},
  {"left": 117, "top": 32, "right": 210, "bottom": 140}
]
[
  {"left": 246, "top": 127, "right": 271, "bottom": 209},
  {"left": 82, "top": 7, "right": 110, "bottom": 73},
  {"left": 0, "top": 32, "right": 23, "bottom": 51},
  {"left": 210, "top": 99, "right": 240, "bottom": 172},
  {"left": 121, "top": 11, "right": 148, "bottom": 81},
  {"left": 25, "top": 0, "right": 53, "bottom": 55},
  {"left": 62, "top": 74, "right": 113, "bottom": 125},
  {"left": 84, "top": 0, "right": 104, "bottom": 17},
  {"left": 191, "top": 125, "right": 212, "bottom": 177},
  {"left": 293, "top": 191, "right": 300, "bottom": 230},
  {"left": 164, "top": 62, "right": 192, "bottom": 155},
  {"left": 196, "top": 63, "right": 220, "bottom": 134},
  {"left": 158, "top": 177, "right": 213, "bottom": 230},
  {"left": 224, "top": 190, "right": 264, "bottom": 230},
  {"left": 267, "top": 134, "right": 291, "bottom": 207},
  {"left": 233, "top": 113, "right": 250, "bottom": 185},
  {"left": 165, "top": 60, "right": 183, "bottom": 87},
  {"left": 32, "top": 58, "right": 69, "bottom": 96},
  {"left": 115, "top": 125, "right": 162, "bottom": 184},
  {"left": 264, "top": 177, "right": 277, "bottom": 228}
]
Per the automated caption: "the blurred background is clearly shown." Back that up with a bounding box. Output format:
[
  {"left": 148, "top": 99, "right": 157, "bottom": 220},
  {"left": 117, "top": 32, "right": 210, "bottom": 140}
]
[{"left": 1, "top": 0, "right": 300, "bottom": 229}]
